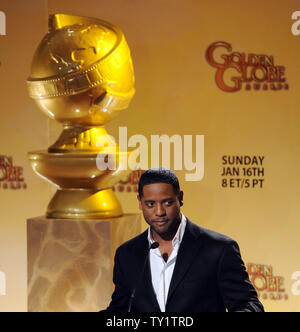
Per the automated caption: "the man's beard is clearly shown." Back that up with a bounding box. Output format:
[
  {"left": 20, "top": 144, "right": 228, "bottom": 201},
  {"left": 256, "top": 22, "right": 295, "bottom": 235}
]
[{"left": 150, "top": 216, "right": 181, "bottom": 240}]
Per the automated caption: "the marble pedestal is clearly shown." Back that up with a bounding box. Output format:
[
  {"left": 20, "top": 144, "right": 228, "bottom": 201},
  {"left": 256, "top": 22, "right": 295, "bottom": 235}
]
[{"left": 27, "top": 214, "right": 141, "bottom": 312}]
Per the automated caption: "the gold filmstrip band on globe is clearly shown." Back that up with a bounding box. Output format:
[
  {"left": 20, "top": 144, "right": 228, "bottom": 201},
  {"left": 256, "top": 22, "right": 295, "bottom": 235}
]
[{"left": 27, "top": 15, "right": 133, "bottom": 100}]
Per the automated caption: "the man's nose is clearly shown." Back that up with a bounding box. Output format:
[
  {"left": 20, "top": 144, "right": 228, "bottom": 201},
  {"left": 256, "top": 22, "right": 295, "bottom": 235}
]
[{"left": 155, "top": 203, "right": 166, "bottom": 216}]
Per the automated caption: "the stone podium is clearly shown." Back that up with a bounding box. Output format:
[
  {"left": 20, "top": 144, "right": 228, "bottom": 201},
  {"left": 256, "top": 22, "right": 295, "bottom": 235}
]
[{"left": 27, "top": 214, "right": 141, "bottom": 312}]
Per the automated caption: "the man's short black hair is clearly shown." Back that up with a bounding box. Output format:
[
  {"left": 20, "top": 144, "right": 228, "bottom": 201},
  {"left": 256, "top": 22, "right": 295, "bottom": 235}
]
[{"left": 138, "top": 167, "right": 180, "bottom": 197}]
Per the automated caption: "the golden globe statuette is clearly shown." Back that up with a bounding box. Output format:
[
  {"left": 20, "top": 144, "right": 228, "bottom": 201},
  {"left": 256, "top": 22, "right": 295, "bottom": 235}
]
[{"left": 27, "top": 14, "right": 137, "bottom": 219}]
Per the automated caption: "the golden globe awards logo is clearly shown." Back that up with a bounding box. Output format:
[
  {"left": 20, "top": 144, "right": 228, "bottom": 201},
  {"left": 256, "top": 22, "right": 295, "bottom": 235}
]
[
  {"left": 247, "top": 263, "right": 288, "bottom": 301},
  {"left": 0, "top": 11, "right": 6, "bottom": 36},
  {"left": 113, "top": 170, "right": 145, "bottom": 193},
  {"left": 206, "top": 41, "right": 288, "bottom": 92},
  {"left": 0, "top": 155, "right": 27, "bottom": 190}
]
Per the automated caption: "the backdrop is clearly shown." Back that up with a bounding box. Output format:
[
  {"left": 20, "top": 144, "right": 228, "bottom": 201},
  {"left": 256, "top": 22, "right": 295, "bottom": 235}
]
[{"left": 0, "top": 0, "right": 299, "bottom": 312}]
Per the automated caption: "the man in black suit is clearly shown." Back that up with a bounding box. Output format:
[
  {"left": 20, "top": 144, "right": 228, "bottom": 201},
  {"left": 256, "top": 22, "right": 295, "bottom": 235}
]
[{"left": 105, "top": 168, "right": 264, "bottom": 312}]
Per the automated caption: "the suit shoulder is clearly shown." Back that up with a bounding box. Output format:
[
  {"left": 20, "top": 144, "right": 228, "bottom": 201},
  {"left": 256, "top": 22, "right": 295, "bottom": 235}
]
[
  {"left": 116, "top": 230, "right": 147, "bottom": 254},
  {"left": 188, "top": 220, "right": 236, "bottom": 245}
]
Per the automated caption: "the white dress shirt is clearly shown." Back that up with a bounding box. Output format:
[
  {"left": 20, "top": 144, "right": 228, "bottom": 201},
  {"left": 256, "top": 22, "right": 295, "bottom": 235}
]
[{"left": 147, "top": 213, "right": 187, "bottom": 312}]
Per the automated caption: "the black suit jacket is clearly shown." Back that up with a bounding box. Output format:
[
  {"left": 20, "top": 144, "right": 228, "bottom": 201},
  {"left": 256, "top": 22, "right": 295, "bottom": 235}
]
[{"left": 105, "top": 219, "right": 264, "bottom": 312}]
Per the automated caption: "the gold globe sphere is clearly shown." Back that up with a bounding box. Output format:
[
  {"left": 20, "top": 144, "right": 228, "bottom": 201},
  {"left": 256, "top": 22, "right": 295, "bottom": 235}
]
[{"left": 27, "top": 14, "right": 135, "bottom": 126}]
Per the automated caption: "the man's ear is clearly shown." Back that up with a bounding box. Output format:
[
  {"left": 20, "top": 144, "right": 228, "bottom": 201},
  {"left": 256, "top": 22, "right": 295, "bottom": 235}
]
[
  {"left": 137, "top": 194, "right": 142, "bottom": 210},
  {"left": 179, "top": 190, "right": 184, "bottom": 206}
]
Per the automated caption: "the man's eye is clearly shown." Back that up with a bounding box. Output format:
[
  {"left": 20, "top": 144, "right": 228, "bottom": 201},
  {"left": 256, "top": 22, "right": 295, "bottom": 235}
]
[
  {"left": 164, "top": 201, "right": 173, "bottom": 206},
  {"left": 146, "top": 202, "right": 154, "bottom": 208}
]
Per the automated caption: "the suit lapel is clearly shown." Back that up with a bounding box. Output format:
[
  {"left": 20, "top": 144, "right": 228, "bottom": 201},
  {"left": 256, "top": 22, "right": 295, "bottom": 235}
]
[
  {"left": 166, "top": 219, "right": 203, "bottom": 305},
  {"left": 144, "top": 255, "right": 161, "bottom": 311},
  {"left": 134, "top": 231, "right": 161, "bottom": 312}
]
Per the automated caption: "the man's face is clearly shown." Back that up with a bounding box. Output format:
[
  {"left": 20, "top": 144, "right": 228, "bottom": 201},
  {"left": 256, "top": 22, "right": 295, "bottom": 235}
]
[{"left": 138, "top": 182, "right": 183, "bottom": 239}]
